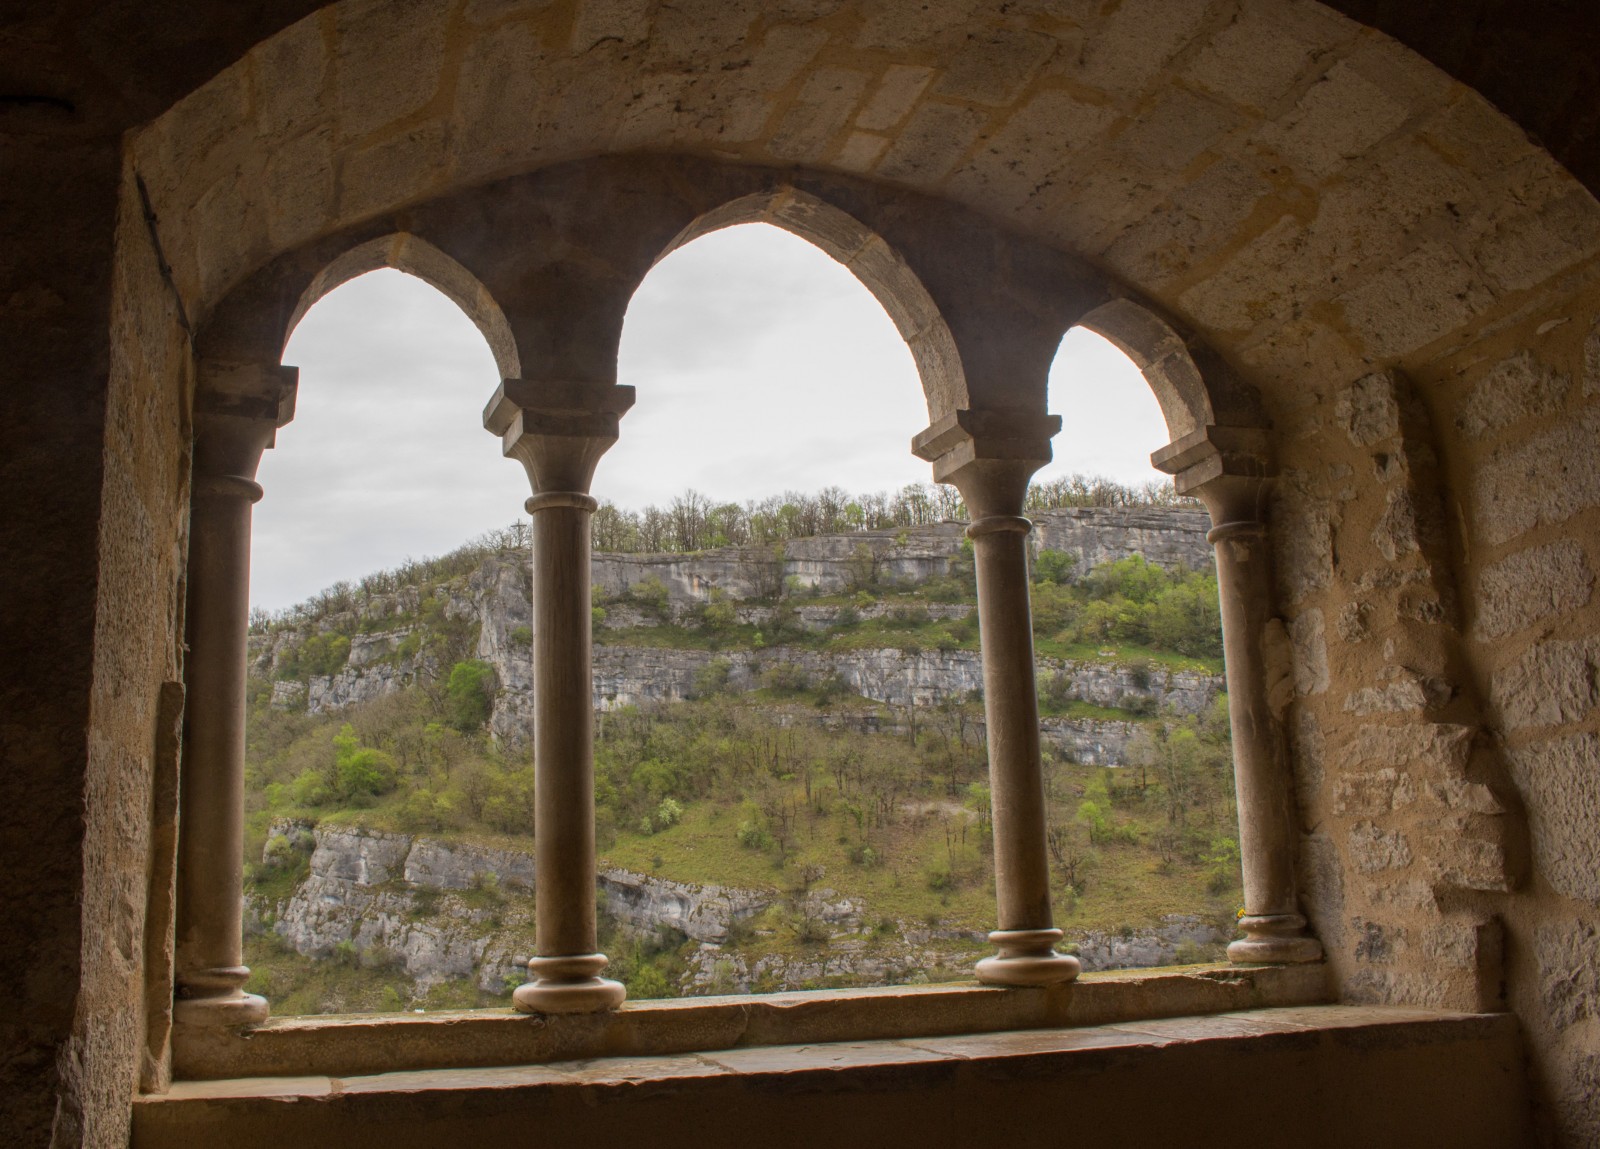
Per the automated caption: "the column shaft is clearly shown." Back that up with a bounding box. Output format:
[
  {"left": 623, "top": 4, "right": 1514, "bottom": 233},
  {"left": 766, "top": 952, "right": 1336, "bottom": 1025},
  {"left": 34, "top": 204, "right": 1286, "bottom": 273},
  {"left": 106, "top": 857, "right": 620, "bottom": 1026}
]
[
  {"left": 1209, "top": 520, "right": 1322, "bottom": 963},
  {"left": 174, "top": 475, "right": 268, "bottom": 1027},
  {"left": 531, "top": 497, "right": 601, "bottom": 961},
  {"left": 969, "top": 519, "right": 1052, "bottom": 931},
  {"left": 967, "top": 518, "right": 1079, "bottom": 988}
]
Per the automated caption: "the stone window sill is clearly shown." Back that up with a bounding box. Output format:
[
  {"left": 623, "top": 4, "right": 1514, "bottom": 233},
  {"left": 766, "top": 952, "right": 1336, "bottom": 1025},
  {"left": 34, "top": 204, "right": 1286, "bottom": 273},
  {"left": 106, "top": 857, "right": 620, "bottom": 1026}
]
[{"left": 172, "top": 961, "right": 1327, "bottom": 1082}]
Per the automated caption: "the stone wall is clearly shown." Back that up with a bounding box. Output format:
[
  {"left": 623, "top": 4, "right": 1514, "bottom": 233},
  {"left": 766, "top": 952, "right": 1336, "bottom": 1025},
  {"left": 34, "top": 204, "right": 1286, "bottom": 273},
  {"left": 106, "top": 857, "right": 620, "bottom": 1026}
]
[{"left": 1274, "top": 283, "right": 1600, "bottom": 1143}]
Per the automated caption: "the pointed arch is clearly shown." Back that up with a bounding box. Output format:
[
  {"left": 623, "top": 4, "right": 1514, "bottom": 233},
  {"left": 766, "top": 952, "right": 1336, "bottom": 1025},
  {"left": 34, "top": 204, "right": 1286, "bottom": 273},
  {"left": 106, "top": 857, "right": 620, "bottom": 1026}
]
[
  {"left": 285, "top": 234, "right": 520, "bottom": 380},
  {"left": 653, "top": 188, "right": 968, "bottom": 422}
]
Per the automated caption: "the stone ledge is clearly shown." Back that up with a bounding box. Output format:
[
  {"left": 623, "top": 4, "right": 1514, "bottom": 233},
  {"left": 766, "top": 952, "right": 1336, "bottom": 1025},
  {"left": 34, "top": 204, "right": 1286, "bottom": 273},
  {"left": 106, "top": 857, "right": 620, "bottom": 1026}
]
[
  {"left": 172, "top": 962, "right": 1327, "bottom": 1081},
  {"left": 138, "top": 1006, "right": 1528, "bottom": 1149}
]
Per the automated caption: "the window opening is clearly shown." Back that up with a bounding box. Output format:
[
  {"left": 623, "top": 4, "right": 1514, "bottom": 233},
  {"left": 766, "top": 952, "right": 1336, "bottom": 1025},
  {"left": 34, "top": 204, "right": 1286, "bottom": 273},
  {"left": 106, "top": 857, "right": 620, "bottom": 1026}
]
[{"left": 1030, "top": 328, "right": 1239, "bottom": 970}]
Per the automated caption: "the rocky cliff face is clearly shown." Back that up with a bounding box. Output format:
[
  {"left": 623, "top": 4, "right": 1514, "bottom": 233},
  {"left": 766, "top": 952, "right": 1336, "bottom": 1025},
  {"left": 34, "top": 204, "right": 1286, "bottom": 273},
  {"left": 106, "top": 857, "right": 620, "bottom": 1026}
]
[
  {"left": 254, "top": 508, "right": 1222, "bottom": 761},
  {"left": 252, "top": 823, "right": 1226, "bottom": 997}
]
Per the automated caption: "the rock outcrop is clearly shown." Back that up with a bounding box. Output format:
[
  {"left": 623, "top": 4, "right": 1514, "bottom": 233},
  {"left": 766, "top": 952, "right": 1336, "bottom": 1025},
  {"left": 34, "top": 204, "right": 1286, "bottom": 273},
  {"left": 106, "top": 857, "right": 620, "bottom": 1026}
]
[{"left": 253, "top": 823, "right": 1226, "bottom": 998}]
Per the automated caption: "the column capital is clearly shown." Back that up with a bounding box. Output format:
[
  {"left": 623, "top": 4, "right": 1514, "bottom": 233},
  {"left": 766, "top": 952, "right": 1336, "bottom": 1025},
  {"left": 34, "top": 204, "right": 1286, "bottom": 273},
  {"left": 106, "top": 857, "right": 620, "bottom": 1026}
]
[
  {"left": 912, "top": 407, "right": 1061, "bottom": 518},
  {"left": 484, "top": 379, "right": 635, "bottom": 494},
  {"left": 1150, "top": 424, "right": 1273, "bottom": 524},
  {"left": 193, "top": 360, "right": 298, "bottom": 480}
]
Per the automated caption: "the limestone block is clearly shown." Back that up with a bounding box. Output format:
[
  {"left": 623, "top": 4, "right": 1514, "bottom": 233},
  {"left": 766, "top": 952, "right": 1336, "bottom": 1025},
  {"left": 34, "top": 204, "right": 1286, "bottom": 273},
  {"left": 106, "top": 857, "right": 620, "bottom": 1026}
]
[
  {"left": 769, "top": 67, "right": 872, "bottom": 163},
  {"left": 1256, "top": 56, "right": 1411, "bottom": 179},
  {"left": 1297, "top": 831, "right": 1344, "bottom": 947},
  {"left": 334, "top": 0, "right": 452, "bottom": 140},
  {"left": 1585, "top": 315, "right": 1600, "bottom": 397},
  {"left": 1178, "top": 215, "right": 1318, "bottom": 334},
  {"left": 1116, "top": 88, "right": 1240, "bottom": 173},
  {"left": 569, "top": 0, "right": 652, "bottom": 50},
  {"left": 263, "top": 125, "right": 336, "bottom": 252},
  {"left": 1337, "top": 600, "right": 1372, "bottom": 642},
  {"left": 1101, "top": 157, "right": 1272, "bottom": 289},
  {"left": 252, "top": 16, "right": 331, "bottom": 141},
  {"left": 1472, "top": 404, "right": 1600, "bottom": 546},
  {"left": 875, "top": 102, "right": 988, "bottom": 184},
  {"left": 1475, "top": 540, "right": 1593, "bottom": 640},
  {"left": 852, "top": 0, "right": 985, "bottom": 53},
  {"left": 1348, "top": 820, "right": 1414, "bottom": 872},
  {"left": 1308, "top": 135, "right": 1480, "bottom": 287},
  {"left": 855, "top": 65, "right": 934, "bottom": 131},
  {"left": 1333, "top": 769, "right": 1415, "bottom": 817},
  {"left": 1051, "top": 162, "right": 1180, "bottom": 254},
  {"left": 1536, "top": 920, "right": 1600, "bottom": 1029},
  {"left": 1335, "top": 241, "right": 1496, "bottom": 361},
  {"left": 339, "top": 121, "right": 448, "bottom": 219},
  {"left": 1336, "top": 722, "right": 1474, "bottom": 777},
  {"left": 465, "top": 0, "right": 557, "bottom": 24},
  {"left": 944, "top": 89, "right": 1118, "bottom": 215},
  {"left": 1181, "top": 0, "right": 1353, "bottom": 113},
  {"left": 932, "top": 27, "right": 1057, "bottom": 106},
  {"left": 1372, "top": 487, "right": 1422, "bottom": 562},
  {"left": 1273, "top": 496, "right": 1333, "bottom": 603},
  {"left": 1456, "top": 351, "right": 1572, "bottom": 440},
  {"left": 1072, "top": 0, "right": 1211, "bottom": 94},
  {"left": 833, "top": 132, "right": 890, "bottom": 173},
  {"left": 1332, "top": 377, "right": 1392, "bottom": 445},
  {"left": 1352, "top": 918, "right": 1403, "bottom": 964},
  {"left": 1344, "top": 669, "right": 1435, "bottom": 716},
  {"left": 1473, "top": 181, "right": 1600, "bottom": 295},
  {"left": 1490, "top": 637, "right": 1599, "bottom": 731},
  {"left": 643, "top": 0, "right": 763, "bottom": 66},
  {"left": 1289, "top": 608, "right": 1329, "bottom": 695},
  {"left": 1507, "top": 733, "right": 1600, "bottom": 904}
]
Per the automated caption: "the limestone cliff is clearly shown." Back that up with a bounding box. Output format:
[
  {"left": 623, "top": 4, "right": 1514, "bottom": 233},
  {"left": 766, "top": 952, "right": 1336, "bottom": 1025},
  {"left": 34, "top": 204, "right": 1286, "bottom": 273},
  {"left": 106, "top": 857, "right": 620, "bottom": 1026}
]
[{"left": 252, "top": 822, "right": 1226, "bottom": 997}]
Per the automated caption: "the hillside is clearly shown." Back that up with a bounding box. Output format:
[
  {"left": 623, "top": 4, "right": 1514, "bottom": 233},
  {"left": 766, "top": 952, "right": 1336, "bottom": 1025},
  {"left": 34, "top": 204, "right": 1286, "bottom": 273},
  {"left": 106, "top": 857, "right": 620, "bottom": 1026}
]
[{"left": 242, "top": 502, "right": 1241, "bottom": 1014}]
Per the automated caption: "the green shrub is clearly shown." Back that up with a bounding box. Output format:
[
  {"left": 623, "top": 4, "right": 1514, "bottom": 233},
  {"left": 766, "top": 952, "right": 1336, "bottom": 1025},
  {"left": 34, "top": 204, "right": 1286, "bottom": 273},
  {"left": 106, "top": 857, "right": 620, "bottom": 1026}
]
[{"left": 445, "top": 660, "right": 495, "bottom": 731}]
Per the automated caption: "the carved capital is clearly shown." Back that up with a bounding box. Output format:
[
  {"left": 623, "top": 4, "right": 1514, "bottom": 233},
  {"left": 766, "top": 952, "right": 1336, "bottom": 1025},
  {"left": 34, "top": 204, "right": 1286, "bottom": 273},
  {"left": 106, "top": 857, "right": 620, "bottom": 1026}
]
[
  {"left": 912, "top": 408, "right": 1061, "bottom": 518},
  {"left": 1151, "top": 424, "right": 1273, "bottom": 525},
  {"left": 193, "top": 361, "right": 298, "bottom": 481},
  {"left": 484, "top": 379, "right": 635, "bottom": 494}
]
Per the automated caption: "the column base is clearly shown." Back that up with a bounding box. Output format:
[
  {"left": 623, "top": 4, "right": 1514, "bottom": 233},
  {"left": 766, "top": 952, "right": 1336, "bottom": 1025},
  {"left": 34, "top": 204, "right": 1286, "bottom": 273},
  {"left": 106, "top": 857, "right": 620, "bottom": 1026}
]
[
  {"left": 174, "top": 966, "right": 269, "bottom": 1029},
  {"left": 975, "top": 928, "right": 1081, "bottom": 987},
  {"left": 513, "top": 953, "right": 627, "bottom": 1015},
  {"left": 1228, "top": 914, "right": 1324, "bottom": 964}
]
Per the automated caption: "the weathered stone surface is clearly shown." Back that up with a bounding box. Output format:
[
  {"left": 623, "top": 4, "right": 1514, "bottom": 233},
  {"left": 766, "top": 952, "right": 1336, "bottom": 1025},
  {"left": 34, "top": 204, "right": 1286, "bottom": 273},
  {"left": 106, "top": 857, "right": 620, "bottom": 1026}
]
[
  {"left": 1507, "top": 733, "right": 1600, "bottom": 904},
  {"left": 1473, "top": 405, "right": 1600, "bottom": 546},
  {"left": 1333, "top": 768, "right": 1416, "bottom": 817},
  {"left": 1475, "top": 540, "right": 1593, "bottom": 639},
  {"left": 1455, "top": 350, "right": 1571, "bottom": 439},
  {"left": 1491, "top": 637, "right": 1599, "bottom": 731},
  {"left": 1536, "top": 921, "right": 1600, "bottom": 1029},
  {"left": 1348, "top": 821, "right": 1414, "bottom": 872},
  {"left": 1336, "top": 722, "right": 1474, "bottom": 777},
  {"left": 1289, "top": 609, "right": 1329, "bottom": 695}
]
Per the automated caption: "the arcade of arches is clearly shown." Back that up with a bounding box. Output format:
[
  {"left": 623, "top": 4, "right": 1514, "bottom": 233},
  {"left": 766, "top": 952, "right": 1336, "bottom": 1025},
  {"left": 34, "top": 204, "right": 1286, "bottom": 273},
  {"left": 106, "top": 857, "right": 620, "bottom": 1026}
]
[{"left": 6, "top": 0, "right": 1600, "bottom": 1145}]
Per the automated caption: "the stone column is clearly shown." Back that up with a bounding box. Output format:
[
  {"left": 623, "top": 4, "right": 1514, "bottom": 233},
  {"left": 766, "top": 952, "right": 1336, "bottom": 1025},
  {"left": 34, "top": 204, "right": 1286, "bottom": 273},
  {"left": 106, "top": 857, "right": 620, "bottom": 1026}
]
[
  {"left": 914, "top": 410, "right": 1079, "bottom": 987},
  {"left": 1153, "top": 427, "right": 1322, "bottom": 964},
  {"left": 174, "top": 362, "right": 296, "bottom": 1034},
  {"left": 485, "top": 380, "right": 635, "bottom": 1014}
]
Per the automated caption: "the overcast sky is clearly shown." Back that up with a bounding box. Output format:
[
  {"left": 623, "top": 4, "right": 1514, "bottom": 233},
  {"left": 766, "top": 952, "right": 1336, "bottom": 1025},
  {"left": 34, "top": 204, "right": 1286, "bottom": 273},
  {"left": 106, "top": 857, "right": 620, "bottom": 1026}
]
[{"left": 252, "top": 224, "right": 1169, "bottom": 613}]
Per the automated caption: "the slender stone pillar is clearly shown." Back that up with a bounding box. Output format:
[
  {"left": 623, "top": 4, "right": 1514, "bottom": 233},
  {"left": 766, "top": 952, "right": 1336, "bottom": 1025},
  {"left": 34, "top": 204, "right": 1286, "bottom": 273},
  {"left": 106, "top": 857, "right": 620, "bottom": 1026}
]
[
  {"left": 914, "top": 410, "right": 1079, "bottom": 987},
  {"left": 174, "top": 363, "right": 296, "bottom": 1034},
  {"left": 1153, "top": 427, "right": 1322, "bottom": 964},
  {"left": 485, "top": 380, "right": 635, "bottom": 1014}
]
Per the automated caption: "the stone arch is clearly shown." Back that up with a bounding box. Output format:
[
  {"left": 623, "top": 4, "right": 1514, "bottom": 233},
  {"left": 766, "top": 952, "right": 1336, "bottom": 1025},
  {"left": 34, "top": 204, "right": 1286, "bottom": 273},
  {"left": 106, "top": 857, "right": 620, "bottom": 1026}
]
[
  {"left": 1072, "top": 299, "right": 1216, "bottom": 443},
  {"left": 284, "top": 233, "right": 520, "bottom": 379},
  {"left": 650, "top": 188, "right": 967, "bottom": 420}
]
